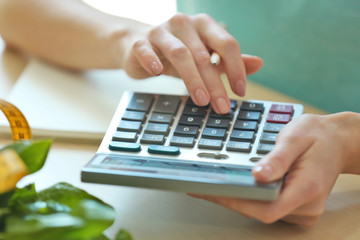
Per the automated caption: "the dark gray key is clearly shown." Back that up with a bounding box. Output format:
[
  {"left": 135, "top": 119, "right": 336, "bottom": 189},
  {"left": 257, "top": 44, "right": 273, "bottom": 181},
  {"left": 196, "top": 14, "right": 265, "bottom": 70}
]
[
  {"left": 209, "top": 109, "right": 234, "bottom": 119},
  {"left": 126, "top": 93, "right": 154, "bottom": 112},
  {"left": 182, "top": 105, "right": 208, "bottom": 116},
  {"left": 112, "top": 131, "right": 138, "bottom": 142},
  {"left": 263, "top": 123, "right": 286, "bottom": 133},
  {"left": 122, "top": 110, "right": 146, "bottom": 122},
  {"left": 226, "top": 141, "right": 252, "bottom": 153},
  {"left": 149, "top": 113, "right": 173, "bottom": 124},
  {"left": 230, "top": 130, "right": 255, "bottom": 142},
  {"left": 140, "top": 133, "right": 165, "bottom": 144},
  {"left": 237, "top": 111, "right": 262, "bottom": 122},
  {"left": 260, "top": 132, "right": 278, "bottom": 144},
  {"left": 202, "top": 127, "right": 227, "bottom": 140},
  {"left": 144, "top": 123, "right": 169, "bottom": 135},
  {"left": 153, "top": 95, "right": 181, "bottom": 114},
  {"left": 178, "top": 115, "right": 203, "bottom": 126},
  {"left": 240, "top": 101, "right": 264, "bottom": 112},
  {"left": 230, "top": 100, "right": 237, "bottom": 109},
  {"left": 198, "top": 138, "right": 223, "bottom": 150},
  {"left": 174, "top": 125, "right": 199, "bottom": 137},
  {"left": 257, "top": 144, "right": 275, "bottom": 154},
  {"left": 185, "top": 97, "right": 197, "bottom": 106},
  {"left": 117, "top": 120, "right": 142, "bottom": 133},
  {"left": 206, "top": 118, "right": 231, "bottom": 129},
  {"left": 233, "top": 120, "right": 258, "bottom": 131},
  {"left": 170, "top": 136, "right": 195, "bottom": 147}
]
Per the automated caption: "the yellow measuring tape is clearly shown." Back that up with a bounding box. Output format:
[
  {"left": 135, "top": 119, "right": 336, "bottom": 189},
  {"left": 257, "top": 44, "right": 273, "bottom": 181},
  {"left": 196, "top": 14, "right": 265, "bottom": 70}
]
[
  {"left": 0, "top": 99, "right": 32, "bottom": 141},
  {"left": 0, "top": 99, "right": 32, "bottom": 194}
]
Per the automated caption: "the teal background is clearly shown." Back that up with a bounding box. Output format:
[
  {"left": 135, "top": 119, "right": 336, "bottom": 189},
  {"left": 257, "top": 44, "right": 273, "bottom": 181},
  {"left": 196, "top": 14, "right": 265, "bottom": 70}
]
[{"left": 177, "top": 0, "right": 360, "bottom": 113}]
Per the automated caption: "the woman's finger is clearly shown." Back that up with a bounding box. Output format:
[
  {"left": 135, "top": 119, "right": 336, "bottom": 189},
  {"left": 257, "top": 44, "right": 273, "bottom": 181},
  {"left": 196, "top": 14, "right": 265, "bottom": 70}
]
[
  {"left": 148, "top": 25, "right": 210, "bottom": 106},
  {"left": 168, "top": 13, "right": 231, "bottom": 114},
  {"left": 194, "top": 14, "right": 247, "bottom": 97}
]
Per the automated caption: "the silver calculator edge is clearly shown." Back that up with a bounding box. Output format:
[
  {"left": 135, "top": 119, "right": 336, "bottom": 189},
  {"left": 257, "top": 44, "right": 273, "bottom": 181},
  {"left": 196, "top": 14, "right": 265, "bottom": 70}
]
[{"left": 81, "top": 91, "right": 304, "bottom": 201}]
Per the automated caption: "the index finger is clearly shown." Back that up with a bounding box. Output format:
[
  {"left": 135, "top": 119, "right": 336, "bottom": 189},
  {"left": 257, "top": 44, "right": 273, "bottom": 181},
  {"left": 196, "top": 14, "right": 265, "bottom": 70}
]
[{"left": 194, "top": 15, "right": 247, "bottom": 97}]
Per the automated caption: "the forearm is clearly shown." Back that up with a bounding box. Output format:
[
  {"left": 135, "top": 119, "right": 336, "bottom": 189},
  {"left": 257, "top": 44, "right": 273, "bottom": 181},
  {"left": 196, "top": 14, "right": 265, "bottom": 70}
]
[{"left": 0, "top": 0, "right": 151, "bottom": 70}]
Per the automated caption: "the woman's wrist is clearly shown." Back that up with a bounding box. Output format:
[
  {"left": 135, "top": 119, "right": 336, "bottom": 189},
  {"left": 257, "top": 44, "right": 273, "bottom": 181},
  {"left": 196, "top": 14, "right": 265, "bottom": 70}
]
[{"left": 334, "top": 111, "right": 360, "bottom": 174}]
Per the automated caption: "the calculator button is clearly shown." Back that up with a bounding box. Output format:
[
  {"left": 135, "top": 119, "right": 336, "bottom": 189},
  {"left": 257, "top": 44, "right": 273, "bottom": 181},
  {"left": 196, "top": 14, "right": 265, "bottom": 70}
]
[
  {"left": 230, "top": 100, "right": 237, "bottom": 110},
  {"left": 206, "top": 118, "right": 231, "bottom": 129},
  {"left": 122, "top": 110, "right": 146, "bottom": 122},
  {"left": 182, "top": 105, "right": 208, "bottom": 117},
  {"left": 149, "top": 113, "right": 173, "bottom": 124},
  {"left": 237, "top": 111, "right": 262, "bottom": 122},
  {"left": 117, "top": 120, "right": 142, "bottom": 133},
  {"left": 126, "top": 93, "right": 154, "bottom": 112},
  {"left": 233, "top": 120, "right": 258, "bottom": 131},
  {"left": 257, "top": 144, "right": 275, "bottom": 154},
  {"left": 263, "top": 123, "right": 286, "bottom": 133},
  {"left": 267, "top": 113, "right": 291, "bottom": 124},
  {"left": 260, "top": 132, "right": 278, "bottom": 144},
  {"left": 202, "top": 127, "right": 227, "bottom": 140},
  {"left": 198, "top": 139, "right": 223, "bottom": 150},
  {"left": 230, "top": 130, "right": 255, "bottom": 142},
  {"left": 178, "top": 115, "right": 204, "bottom": 126},
  {"left": 148, "top": 145, "right": 180, "bottom": 155},
  {"left": 109, "top": 142, "right": 141, "bottom": 152},
  {"left": 170, "top": 136, "right": 195, "bottom": 147},
  {"left": 144, "top": 123, "right": 169, "bottom": 135},
  {"left": 153, "top": 95, "right": 181, "bottom": 114},
  {"left": 174, "top": 125, "right": 199, "bottom": 137},
  {"left": 240, "top": 101, "right": 264, "bottom": 112},
  {"left": 226, "top": 141, "right": 252, "bottom": 153},
  {"left": 186, "top": 97, "right": 203, "bottom": 106},
  {"left": 209, "top": 109, "right": 234, "bottom": 119},
  {"left": 112, "top": 131, "right": 138, "bottom": 142},
  {"left": 270, "top": 104, "right": 294, "bottom": 115},
  {"left": 140, "top": 133, "right": 165, "bottom": 144}
]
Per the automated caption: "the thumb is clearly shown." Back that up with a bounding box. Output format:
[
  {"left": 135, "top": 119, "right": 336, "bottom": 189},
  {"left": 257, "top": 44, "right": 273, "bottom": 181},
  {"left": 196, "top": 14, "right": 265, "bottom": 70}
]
[
  {"left": 242, "top": 54, "right": 263, "bottom": 75},
  {"left": 252, "top": 131, "right": 313, "bottom": 182}
]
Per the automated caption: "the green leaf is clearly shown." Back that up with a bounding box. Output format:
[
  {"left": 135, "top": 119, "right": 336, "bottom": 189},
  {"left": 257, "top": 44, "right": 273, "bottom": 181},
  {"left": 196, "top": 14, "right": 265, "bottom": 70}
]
[
  {"left": 90, "top": 234, "right": 110, "bottom": 240},
  {"left": 115, "top": 229, "right": 134, "bottom": 240},
  {"left": 0, "top": 139, "right": 52, "bottom": 174},
  {"left": 4, "top": 183, "right": 116, "bottom": 240}
]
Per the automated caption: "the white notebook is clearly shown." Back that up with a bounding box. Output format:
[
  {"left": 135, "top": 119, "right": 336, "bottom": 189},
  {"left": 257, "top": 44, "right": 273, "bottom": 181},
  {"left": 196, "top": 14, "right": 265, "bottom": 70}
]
[{"left": 0, "top": 59, "right": 188, "bottom": 141}]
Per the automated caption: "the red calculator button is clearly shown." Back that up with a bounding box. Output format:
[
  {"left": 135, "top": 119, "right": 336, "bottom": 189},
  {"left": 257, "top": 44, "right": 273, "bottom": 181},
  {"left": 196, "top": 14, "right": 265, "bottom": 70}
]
[
  {"left": 270, "top": 104, "right": 294, "bottom": 115},
  {"left": 267, "top": 113, "right": 291, "bottom": 124}
]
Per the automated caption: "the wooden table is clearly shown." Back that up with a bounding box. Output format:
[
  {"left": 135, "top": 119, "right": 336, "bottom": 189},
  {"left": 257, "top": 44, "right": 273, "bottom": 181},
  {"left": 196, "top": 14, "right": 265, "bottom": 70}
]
[{"left": 1, "top": 38, "right": 360, "bottom": 240}]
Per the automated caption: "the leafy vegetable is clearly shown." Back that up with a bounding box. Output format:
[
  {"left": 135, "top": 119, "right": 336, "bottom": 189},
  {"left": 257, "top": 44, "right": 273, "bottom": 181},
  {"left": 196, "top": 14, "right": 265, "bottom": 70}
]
[
  {"left": 0, "top": 140, "right": 132, "bottom": 240},
  {"left": 3, "top": 182, "right": 116, "bottom": 240},
  {"left": 1, "top": 139, "right": 52, "bottom": 174}
]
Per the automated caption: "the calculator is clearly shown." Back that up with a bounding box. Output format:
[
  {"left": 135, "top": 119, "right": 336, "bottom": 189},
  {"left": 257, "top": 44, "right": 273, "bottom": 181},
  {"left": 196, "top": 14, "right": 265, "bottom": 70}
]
[{"left": 81, "top": 91, "right": 303, "bottom": 201}]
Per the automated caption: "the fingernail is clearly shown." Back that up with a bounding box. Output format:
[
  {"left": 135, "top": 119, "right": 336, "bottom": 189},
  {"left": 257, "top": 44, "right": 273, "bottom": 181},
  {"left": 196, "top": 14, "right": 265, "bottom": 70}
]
[
  {"left": 253, "top": 164, "right": 273, "bottom": 180},
  {"left": 194, "top": 89, "right": 209, "bottom": 106},
  {"left": 235, "top": 81, "right": 246, "bottom": 96},
  {"left": 150, "top": 61, "right": 162, "bottom": 75},
  {"left": 216, "top": 97, "right": 230, "bottom": 114}
]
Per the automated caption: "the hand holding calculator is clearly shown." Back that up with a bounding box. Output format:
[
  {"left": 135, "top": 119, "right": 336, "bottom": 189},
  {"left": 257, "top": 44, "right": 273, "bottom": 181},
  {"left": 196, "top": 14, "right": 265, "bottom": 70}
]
[{"left": 81, "top": 91, "right": 303, "bottom": 201}]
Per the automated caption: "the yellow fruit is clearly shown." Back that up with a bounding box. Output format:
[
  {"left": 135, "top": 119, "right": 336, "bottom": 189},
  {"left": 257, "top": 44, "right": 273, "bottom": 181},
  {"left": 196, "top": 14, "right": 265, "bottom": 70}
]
[{"left": 0, "top": 149, "right": 28, "bottom": 194}]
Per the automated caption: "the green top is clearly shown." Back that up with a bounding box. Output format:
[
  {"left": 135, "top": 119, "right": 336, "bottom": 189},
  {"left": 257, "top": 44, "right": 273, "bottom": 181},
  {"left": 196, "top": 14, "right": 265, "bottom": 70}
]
[{"left": 177, "top": 0, "right": 360, "bottom": 113}]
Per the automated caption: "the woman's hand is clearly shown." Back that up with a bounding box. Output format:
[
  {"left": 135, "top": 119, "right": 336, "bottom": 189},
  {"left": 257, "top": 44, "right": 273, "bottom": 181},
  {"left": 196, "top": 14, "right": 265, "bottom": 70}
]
[
  {"left": 122, "top": 13, "right": 263, "bottom": 114},
  {"left": 0, "top": 0, "right": 262, "bottom": 113},
  {"left": 190, "top": 112, "right": 360, "bottom": 227}
]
